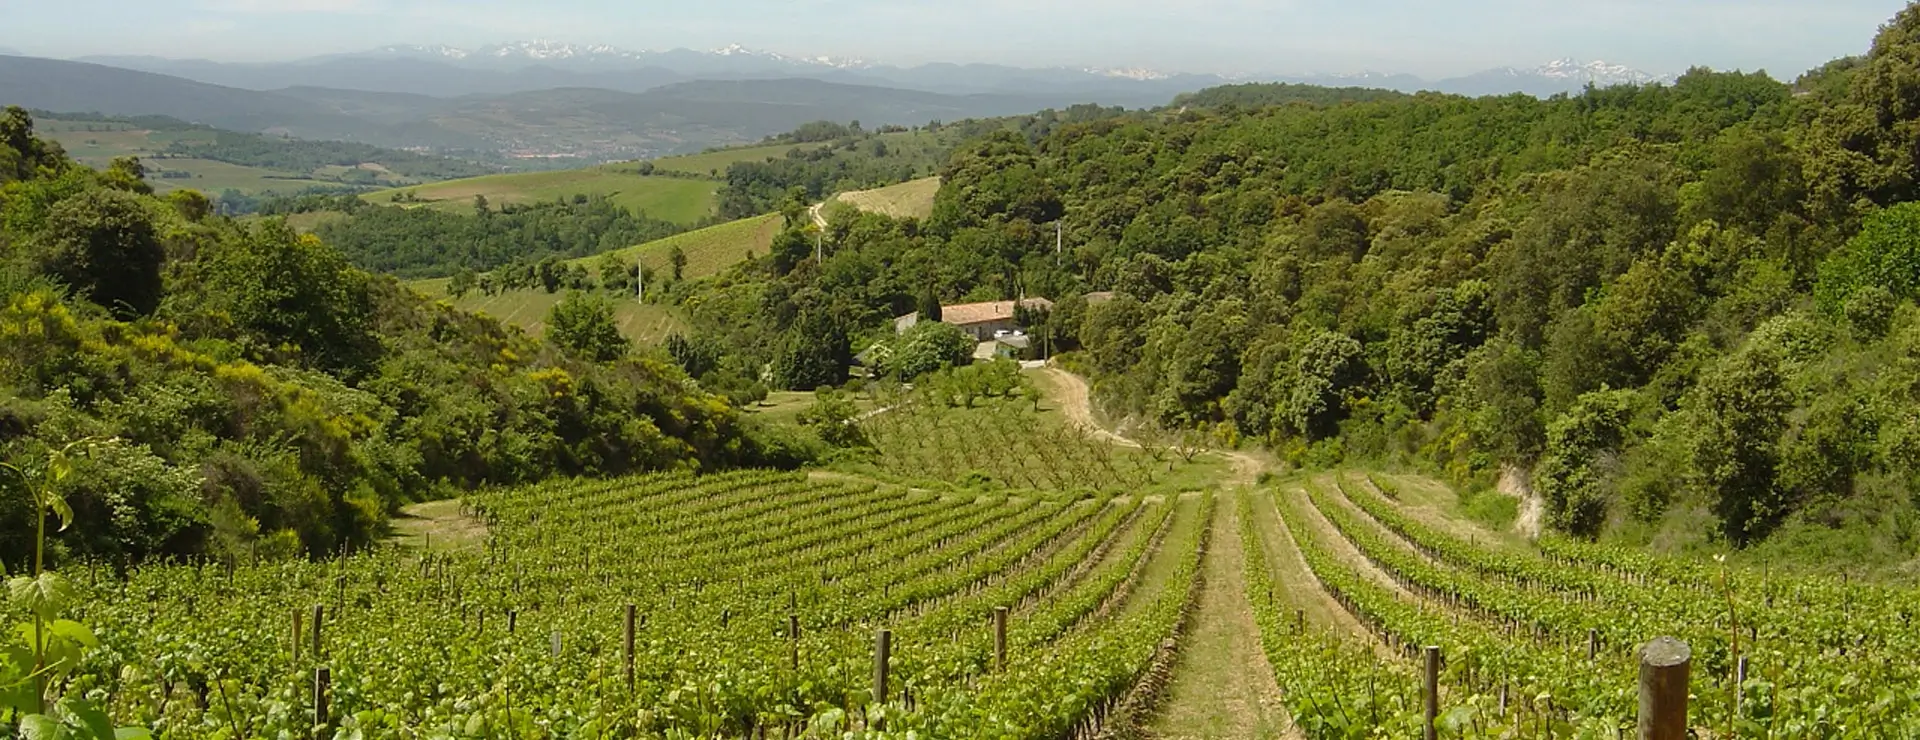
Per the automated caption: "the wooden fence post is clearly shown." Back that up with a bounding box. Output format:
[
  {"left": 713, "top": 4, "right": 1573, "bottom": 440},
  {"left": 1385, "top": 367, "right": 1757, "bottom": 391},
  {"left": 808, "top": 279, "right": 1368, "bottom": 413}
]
[
  {"left": 508, "top": 609, "right": 517, "bottom": 634},
  {"left": 1734, "top": 655, "right": 1748, "bottom": 716},
  {"left": 993, "top": 606, "right": 1008, "bottom": 671},
  {"left": 1638, "top": 637, "right": 1691, "bottom": 740},
  {"left": 1423, "top": 645, "right": 1440, "bottom": 740},
  {"left": 313, "top": 666, "right": 330, "bottom": 740},
  {"left": 624, "top": 604, "right": 637, "bottom": 690},
  {"left": 311, "top": 605, "right": 324, "bottom": 658},
  {"left": 789, "top": 614, "right": 801, "bottom": 670},
  {"left": 874, "top": 628, "right": 892, "bottom": 704},
  {"left": 1589, "top": 628, "right": 1599, "bottom": 661}
]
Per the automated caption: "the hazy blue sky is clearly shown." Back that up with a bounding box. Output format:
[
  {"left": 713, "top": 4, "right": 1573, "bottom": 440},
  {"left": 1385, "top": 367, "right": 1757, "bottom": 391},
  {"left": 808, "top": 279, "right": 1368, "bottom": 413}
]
[{"left": 0, "top": 0, "right": 1908, "bottom": 77}]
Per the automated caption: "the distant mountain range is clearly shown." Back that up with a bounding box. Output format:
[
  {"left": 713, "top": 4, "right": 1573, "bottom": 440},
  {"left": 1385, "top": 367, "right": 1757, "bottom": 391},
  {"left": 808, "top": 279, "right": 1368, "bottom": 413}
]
[
  {"left": 0, "top": 43, "right": 1681, "bottom": 163},
  {"left": 74, "top": 41, "right": 1677, "bottom": 101},
  {"left": 0, "top": 55, "right": 1085, "bottom": 159}
]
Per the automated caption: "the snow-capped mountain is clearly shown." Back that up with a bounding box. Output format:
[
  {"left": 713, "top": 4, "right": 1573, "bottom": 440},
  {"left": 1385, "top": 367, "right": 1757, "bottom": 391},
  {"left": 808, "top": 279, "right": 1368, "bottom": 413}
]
[{"left": 1526, "top": 58, "right": 1672, "bottom": 85}]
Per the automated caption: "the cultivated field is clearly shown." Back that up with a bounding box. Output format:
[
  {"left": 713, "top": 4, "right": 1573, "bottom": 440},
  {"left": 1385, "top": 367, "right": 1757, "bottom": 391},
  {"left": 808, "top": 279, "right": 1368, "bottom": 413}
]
[
  {"left": 833, "top": 176, "right": 941, "bottom": 220},
  {"left": 363, "top": 169, "right": 721, "bottom": 224},
  {"left": 571, "top": 212, "right": 784, "bottom": 279}
]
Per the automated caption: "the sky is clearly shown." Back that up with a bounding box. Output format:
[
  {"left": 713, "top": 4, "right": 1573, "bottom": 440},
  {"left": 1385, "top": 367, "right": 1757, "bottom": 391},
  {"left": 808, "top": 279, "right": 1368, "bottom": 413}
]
[{"left": 0, "top": 0, "right": 1909, "bottom": 78}]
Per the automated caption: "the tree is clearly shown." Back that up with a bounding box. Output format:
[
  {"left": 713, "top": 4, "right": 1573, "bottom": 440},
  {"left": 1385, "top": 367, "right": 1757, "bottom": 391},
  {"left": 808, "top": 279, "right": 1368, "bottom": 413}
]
[
  {"left": 448, "top": 267, "right": 477, "bottom": 299},
  {"left": 547, "top": 291, "right": 629, "bottom": 362},
  {"left": 1281, "top": 330, "right": 1365, "bottom": 439},
  {"left": 917, "top": 284, "right": 943, "bottom": 323},
  {"left": 36, "top": 188, "right": 164, "bottom": 318},
  {"left": 199, "top": 221, "right": 377, "bottom": 373},
  {"left": 1687, "top": 342, "right": 1796, "bottom": 546},
  {"left": 598, "top": 254, "right": 631, "bottom": 294},
  {"left": 1532, "top": 389, "right": 1635, "bottom": 538},
  {"left": 473, "top": 194, "right": 490, "bottom": 217},
  {"left": 1814, "top": 201, "right": 1920, "bottom": 312},
  {"left": 773, "top": 310, "right": 850, "bottom": 390},
  {"left": 103, "top": 156, "right": 152, "bottom": 195},
  {"left": 887, "top": 321, "right": 974, "bottom": 380},
  {"left": 798, "top": 389, "right": 868, "bottom": 448},
  {"left": 669, "top": 244, "right": 688, "bottom": 281}
]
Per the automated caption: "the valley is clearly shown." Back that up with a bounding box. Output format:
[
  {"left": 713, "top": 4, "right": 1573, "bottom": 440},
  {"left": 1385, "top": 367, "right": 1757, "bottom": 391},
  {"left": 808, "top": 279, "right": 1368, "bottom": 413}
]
[{"left": 3, "top": 1, "right": 1920, "bottom": 738}]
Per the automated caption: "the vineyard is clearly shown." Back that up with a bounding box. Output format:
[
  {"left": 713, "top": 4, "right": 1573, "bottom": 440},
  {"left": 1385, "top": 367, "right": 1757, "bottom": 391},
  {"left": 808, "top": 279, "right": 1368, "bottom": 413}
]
[
  {"left": 50, "top": 471, "right": 1214, "bottom": 738},
  {"left": 856, "top": 385, "right": 1224, "bottom": 496},
  {"left": 23, "top": 447, "right": 1920, "bottom": 737},
  {"left": 1238, "top": 472, "right": 1920, "bottom": 738}
]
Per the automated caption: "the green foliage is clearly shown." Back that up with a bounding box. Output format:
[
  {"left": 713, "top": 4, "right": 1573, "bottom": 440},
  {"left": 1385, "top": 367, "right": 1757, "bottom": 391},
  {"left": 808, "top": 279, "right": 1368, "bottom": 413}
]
[
  {"left": 1533, "top": 389, "right": 1636, "bottom": 537},
  {"left": 32, "top": 189, "right": 162, "bottom": 318},
  {"left": 546, "top": 291, "right": 629, "bottom": 362},
  {"left": 1686, "top": 341, "right": 1797, "bottom": 545},
  {"left": 884, "top": 321, "right": 975, "bottom": 381},
  {"left": 310, "top": 197, "right": 687, "bottom": 278},
  {"left": 797, "top": 388, "right": 867, "bottom": 448},
  {"left": 1815, "top": 202, "right": 1920, "bottom": 312},
  {"left": 0, "top": 110, "right": 775, "bottom": 569},
  {"left": 193, "top": 221, "right": 378, "bottom": 374}
]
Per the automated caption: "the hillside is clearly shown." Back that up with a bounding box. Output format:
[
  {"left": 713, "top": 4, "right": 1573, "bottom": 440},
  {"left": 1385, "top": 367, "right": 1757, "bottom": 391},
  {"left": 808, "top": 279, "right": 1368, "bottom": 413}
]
[
  {"left": 575, "top": 212, "right": 784, "bottom": 279},
  {"left": 364, "top": 168, "right": 720, "bottom": 224},
  {"left": 411, "top": 277, "right": 690, "bottom": 343},
  {"left": 34, "top": 114, "right": 493, "bottom": 197},
  {"left": 832, "top": 176, "right": 941, "bottom": 219},
  {"left": 0, "top": 108, "right": 788, "bottom": 571}
]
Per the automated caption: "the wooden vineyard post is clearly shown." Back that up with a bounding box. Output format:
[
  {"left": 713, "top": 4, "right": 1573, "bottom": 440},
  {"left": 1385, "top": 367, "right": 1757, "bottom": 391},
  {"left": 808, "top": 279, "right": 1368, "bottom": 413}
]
[
  {"left": 1589, "top": 628, "right": 1599, "bottom": 661},
  {"left": 624, "top": 604, "right": 637, "bottom": 691},
  {"left": 551, "top": 630, "right": 563, "bottom": 658},
  {"left": 1735, "top": 655, "right": 1748, "bottom": 717},
  {"left": 508, "top": 609, "right": 517, "bottom": 634},
  {"left": 993, "top": 606, "right": 1008, "bottom": 671},
  {"left": 1296, "top": 608, "right": 1305, "bottom": 634},
  {"left": 313, "top": 666, "right": 331, "bottom": 740},
  {"left": 789, "top": 614, "right": 801, "bottom": 671},
  {"left": 1422, "top": 645, "right": 1440, "bottom": 740},
  {"left": 1638, "top": 637, "right": 1691, "bottom": 740},
  {"left": 311, "top": 605, "right": 324, "bottom": 658},
  {"left": 873, "top": 628, "right": 892, "bottom": 704}
]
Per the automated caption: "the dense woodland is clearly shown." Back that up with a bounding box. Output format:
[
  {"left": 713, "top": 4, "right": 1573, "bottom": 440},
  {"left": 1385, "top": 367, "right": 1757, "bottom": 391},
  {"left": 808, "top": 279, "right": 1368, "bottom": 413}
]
[
  {"left": 663, "top": 5, "right": 1920, "bottom": 563},
  {"left": 0, "top": 106, "right": 795, "bottom": 570},
  {"left": 308, "top": 195, "right": 691, "bottom": 278}
]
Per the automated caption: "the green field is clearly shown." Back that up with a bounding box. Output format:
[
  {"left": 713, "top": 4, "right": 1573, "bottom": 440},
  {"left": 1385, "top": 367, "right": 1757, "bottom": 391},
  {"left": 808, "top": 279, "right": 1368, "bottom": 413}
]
[
  {"left": 834, "top": 176, "right": 941, "bottom": 219},
  {"left": 412, "top": 279, "right": 689, "bottom": 344},
  {"left": 571, "top": 212, "right": 783, "bottom": 279},
  {"left": 364, "top": 169, "right": 720, "bottom": 224}
]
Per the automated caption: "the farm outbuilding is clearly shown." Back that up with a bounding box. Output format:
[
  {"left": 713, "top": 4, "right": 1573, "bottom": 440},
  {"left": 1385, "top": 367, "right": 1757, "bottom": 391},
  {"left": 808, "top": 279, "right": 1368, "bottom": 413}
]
[{"left": 895, "top": 297, "right": 1054, "bottom": 341}]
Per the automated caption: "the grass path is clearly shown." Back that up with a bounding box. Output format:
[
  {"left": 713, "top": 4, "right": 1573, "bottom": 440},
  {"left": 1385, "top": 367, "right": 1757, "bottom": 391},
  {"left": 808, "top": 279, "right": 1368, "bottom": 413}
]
[
  {"left": 1149, "top": 495, "right": 1293, "bottom": 739},
  {"left": 386, "top": 500, "right": 488, "bottom": 554},
  {"left": 1248, "top": 488, "right": 1398, "bottom": 660}
]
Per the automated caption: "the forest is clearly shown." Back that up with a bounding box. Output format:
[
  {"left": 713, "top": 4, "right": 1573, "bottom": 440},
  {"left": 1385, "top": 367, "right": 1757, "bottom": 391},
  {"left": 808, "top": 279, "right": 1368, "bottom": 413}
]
[
  {"left": 653, "top": 6, "right": 1920, "bottom": 563},
  {"left": 0, "top": 106, "right": 797, "bottom": 569}
]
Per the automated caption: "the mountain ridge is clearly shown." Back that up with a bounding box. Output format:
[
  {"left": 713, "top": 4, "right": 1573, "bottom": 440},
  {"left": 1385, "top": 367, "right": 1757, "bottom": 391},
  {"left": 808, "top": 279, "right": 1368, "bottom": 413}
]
[{"left": 71, "top": 42, "right": 1676, "bottom": 100}]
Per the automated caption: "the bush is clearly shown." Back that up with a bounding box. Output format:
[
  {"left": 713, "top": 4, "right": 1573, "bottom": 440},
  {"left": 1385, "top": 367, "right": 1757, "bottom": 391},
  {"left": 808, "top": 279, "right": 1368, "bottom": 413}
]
[{"left": 886, "top": 321, "right": 975, "bottom": 380}]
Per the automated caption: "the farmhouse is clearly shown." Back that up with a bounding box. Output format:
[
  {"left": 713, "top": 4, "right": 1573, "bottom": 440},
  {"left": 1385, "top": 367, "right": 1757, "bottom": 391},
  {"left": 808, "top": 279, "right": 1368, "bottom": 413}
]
[{"left": 895, "top": 298, "right": 1054, "bottom": 341}]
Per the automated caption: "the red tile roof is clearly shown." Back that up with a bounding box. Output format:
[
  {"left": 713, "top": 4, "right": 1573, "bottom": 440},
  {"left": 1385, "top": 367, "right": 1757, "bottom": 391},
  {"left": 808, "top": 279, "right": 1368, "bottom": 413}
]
[{"left": 940, "top": 298, "right": 1053, "bottom": 326}]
